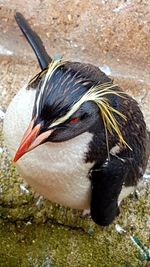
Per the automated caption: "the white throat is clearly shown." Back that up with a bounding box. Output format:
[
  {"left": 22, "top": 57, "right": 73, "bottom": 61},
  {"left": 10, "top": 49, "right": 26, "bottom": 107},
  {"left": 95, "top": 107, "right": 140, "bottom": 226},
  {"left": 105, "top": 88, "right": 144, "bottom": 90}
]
[{"left": 3, "top": 86, "right": 94, "bottom": 209}]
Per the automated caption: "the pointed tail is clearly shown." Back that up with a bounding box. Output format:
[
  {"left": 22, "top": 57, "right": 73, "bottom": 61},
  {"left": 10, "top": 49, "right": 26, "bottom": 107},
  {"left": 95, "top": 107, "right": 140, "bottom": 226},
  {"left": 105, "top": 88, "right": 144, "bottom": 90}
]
[{"left": 15, "top": 12, "right": 52, "bottom": 70}]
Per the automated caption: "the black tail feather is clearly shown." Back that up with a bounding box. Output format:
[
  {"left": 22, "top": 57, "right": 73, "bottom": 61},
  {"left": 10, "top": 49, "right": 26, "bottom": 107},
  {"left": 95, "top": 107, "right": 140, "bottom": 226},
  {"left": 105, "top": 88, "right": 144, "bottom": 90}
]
[{"left": 15, "top": 12, "right": 52, "bottom": 70}]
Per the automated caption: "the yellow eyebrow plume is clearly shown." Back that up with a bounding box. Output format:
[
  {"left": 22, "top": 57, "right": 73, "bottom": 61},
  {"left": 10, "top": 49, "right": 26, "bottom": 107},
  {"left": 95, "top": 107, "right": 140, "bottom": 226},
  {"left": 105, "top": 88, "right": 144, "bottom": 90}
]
[
  {"left": 28, "top": 59, "right": 131, "bottom": 151},
  {"left": 50, "top": 81, "right": 131, "bottom": 150}
]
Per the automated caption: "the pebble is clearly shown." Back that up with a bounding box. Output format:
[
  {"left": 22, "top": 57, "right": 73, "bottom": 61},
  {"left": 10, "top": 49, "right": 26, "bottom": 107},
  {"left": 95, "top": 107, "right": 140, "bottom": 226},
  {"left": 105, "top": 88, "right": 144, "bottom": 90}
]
[
  {"left": 20, "top": 184, "right": 30, "bottom": 194},
  {"left": 0, "top": 109, "right": 5, "bottom": 120},
  {"left": 0, "top": 147, "right": 3, "bottom": 154},
  {"left": 115, "top": 224, "right": 126, "bottom": 234},
  {"left": 99, "top": 64, "right": 111, "bottom": 76}
]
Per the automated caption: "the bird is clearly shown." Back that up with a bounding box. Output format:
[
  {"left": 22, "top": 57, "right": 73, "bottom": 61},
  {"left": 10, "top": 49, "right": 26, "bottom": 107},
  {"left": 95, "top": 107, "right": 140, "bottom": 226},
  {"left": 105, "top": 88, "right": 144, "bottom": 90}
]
[{"left": 3, "top": 12, "right": 150, "bottom": 226}]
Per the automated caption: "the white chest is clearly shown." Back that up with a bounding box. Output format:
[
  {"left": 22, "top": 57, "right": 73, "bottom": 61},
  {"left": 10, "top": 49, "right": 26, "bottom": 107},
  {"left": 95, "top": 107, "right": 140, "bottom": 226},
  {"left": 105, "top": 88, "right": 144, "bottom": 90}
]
[{"left": 3, "top": 87, "right": 94, "bottom": 209}]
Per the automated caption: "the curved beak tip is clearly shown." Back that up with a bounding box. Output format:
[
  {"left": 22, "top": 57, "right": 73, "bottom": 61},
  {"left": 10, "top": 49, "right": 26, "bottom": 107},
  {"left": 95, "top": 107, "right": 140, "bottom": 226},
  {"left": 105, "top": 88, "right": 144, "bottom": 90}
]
[
  {"left": 12, "top": 121, "right": 52, "bottom": 163},
  {"left": 12, "top": 144, "right": 28, "bottom": 163},
  {"left": 12, "top": 122, "right": 41, "bottom": 163},
  {"left": 12, "top": 152, "right": 22, "bottom": 163}
]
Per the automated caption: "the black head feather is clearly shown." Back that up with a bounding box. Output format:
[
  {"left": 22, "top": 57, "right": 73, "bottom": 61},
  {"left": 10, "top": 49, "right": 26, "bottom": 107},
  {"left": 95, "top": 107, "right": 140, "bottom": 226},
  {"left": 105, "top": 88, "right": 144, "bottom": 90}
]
[{"left": 30, "top": 61, "right": 112, "bottom": 125}]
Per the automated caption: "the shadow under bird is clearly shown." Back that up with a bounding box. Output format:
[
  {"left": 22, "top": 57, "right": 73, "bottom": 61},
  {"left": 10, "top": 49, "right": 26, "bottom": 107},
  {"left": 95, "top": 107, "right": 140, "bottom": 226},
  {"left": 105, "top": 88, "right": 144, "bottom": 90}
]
[{"left": 3, "top": 12, "right": 150, "bottom": 226}]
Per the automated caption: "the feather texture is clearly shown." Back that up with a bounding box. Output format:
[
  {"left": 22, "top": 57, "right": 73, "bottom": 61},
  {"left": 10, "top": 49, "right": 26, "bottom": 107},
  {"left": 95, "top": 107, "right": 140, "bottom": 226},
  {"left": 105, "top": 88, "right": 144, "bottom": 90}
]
[{"left": 29, "top": 60, "right": 130, "bottom": 150}]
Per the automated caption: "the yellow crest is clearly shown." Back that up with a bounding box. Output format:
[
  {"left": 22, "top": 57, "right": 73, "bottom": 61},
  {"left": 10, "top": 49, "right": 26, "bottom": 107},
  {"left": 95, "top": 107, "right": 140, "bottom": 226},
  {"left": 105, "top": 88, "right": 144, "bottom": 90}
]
[{"left": 28, "top": 60, "right": 131, "bottom": 151}]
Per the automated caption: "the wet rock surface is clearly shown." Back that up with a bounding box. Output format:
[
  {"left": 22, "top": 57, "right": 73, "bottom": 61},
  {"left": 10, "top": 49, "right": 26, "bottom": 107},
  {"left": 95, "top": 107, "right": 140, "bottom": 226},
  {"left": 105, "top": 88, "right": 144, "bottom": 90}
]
[{"left": 0, "top": 1, "right": 150, "bottom": 266}]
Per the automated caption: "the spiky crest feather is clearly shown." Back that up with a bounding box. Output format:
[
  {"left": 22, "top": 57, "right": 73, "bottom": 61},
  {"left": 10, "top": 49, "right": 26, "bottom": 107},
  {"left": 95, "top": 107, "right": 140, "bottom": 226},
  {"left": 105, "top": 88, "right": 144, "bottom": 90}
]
[{"left": 29, "top": 60, "right": 131, "bottom": 150}]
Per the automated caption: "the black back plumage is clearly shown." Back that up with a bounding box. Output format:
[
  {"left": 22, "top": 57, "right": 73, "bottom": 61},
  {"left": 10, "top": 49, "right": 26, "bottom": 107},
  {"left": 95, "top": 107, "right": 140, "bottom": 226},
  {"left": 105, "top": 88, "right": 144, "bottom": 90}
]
[{"left": 88, "top": 97, "right": 149, "bottom": 225}]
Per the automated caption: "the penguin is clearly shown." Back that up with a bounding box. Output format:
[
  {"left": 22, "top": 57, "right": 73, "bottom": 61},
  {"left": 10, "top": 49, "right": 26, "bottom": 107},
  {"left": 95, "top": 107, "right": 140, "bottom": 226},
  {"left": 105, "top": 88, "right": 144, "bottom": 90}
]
[{"left": 3, "top": 12, "right": 150, "bottom": 226}]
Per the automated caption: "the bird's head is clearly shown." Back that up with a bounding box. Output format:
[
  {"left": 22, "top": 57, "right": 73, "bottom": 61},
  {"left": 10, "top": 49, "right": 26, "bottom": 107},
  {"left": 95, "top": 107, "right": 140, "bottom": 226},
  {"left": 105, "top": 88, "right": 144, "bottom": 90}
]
[{"left": 13, "top": 60, "right": 129, "bottom": 162}]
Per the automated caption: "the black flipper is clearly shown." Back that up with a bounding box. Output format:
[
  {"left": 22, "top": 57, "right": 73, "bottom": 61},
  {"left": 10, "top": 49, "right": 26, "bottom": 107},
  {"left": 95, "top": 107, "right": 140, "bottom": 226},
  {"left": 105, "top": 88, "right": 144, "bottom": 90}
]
[
  {"left": 90, "top": 157, "right": 127, "bottom": 226},
  {"left": 15, "top": 12, "right": 51, "bottom": 70}
]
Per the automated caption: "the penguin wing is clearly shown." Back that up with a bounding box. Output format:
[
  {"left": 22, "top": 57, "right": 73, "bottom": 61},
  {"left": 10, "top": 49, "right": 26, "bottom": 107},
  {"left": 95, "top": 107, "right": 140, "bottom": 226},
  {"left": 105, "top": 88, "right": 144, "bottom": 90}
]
[
  {"left": 90, "top": 156, "right": 127, "bottom": 226},
  {"left": 15, "top": 12, "right": 51, "bottom": 70}
]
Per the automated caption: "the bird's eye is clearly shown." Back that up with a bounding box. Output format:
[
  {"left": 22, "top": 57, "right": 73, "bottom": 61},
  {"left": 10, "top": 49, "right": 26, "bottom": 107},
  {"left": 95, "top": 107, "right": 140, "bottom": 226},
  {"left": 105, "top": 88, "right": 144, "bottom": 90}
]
[{"left": 69, "top": 117, "right": 80, "bottom": 125}]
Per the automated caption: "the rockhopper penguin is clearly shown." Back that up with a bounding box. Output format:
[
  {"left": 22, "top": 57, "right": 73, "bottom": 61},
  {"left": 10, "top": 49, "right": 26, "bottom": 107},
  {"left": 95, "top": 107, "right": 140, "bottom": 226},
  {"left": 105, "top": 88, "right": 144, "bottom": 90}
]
[{"left": 3, "top": 13, "right": 150, "bottom": 226}]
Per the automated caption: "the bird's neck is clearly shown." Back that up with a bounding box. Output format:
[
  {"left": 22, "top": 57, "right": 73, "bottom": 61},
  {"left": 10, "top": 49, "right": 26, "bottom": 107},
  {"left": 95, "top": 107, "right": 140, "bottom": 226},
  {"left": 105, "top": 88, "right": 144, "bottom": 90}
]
[{"left": 86, "top": 118, "right": 118, "bottom": 165}]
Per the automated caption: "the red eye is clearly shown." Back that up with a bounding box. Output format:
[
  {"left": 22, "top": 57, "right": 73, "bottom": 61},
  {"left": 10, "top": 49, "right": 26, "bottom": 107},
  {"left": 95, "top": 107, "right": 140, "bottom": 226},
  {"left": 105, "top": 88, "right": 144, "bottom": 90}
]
[{"left": 69, "top": 117, "right": 80, "bottom": 125}]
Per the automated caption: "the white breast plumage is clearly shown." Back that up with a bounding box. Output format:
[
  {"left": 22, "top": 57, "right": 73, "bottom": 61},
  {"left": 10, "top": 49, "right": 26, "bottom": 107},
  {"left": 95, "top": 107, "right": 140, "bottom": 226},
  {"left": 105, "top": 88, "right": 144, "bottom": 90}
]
[{"left": 3, "top": 86, "right": 94, "bottom": 209}]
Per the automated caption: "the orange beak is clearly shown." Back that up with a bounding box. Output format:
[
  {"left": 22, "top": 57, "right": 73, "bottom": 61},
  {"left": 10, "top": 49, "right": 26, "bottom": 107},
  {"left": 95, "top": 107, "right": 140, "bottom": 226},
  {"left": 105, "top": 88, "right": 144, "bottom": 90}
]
[{"left": 13, "top": 119, "right": 52, "bottom": 163}]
